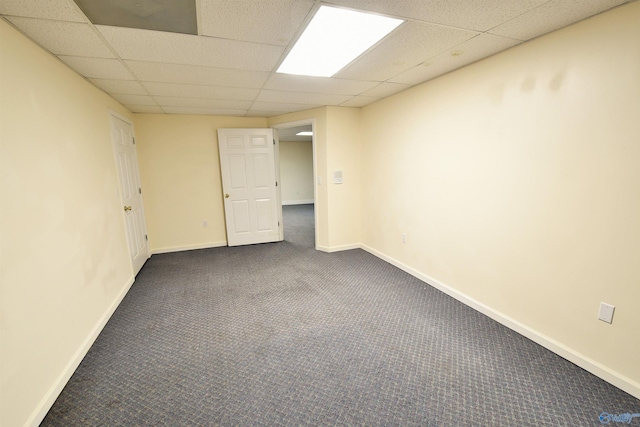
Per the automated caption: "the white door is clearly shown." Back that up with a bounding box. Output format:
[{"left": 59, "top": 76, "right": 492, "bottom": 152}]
[
  {"left": 110, "top": 113, "right": 149, "bottom": 274},
  {"left": 218, "top": 128, "right": 283, "bottom": 246}
]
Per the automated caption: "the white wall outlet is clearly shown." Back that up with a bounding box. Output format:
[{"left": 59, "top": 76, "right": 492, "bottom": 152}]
[
  {"left": 203, "top": 220, "right": 208, "bottom": 228},
  {"left": 333, "top": 170, "right": 343, "bottom": 184},
  {"left": 317, "top": 176, "right": 323, "bottom": 185},
  {"left": 402, "top": 233, "right": 407, "bottom": 243},
  {"left": 598, "top": 302, "right": 615, "bottom": 324}
]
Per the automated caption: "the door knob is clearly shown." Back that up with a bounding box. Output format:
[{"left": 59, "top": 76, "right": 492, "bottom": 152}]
[
  {"left": 225, "top": 193, "right": 230, "bottom": 198},
  {"left": 124, "top": 206, "right": 132, "bottom": 211}
]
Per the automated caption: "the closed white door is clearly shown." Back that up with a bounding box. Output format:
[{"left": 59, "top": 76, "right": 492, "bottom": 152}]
[
  {"left": 218, "top": 128, "right": 283, "bottom": 246},
  {"left": 110, "top": 113, "right": 149, "bottom": 274}
]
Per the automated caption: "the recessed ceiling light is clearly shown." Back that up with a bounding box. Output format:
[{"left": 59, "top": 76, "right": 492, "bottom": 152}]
[
  {"left": 277, "top": 6, "right": 404, "bottom": 78},
  {"left": 296, "top": 131, "right": 313, "bottom": 136}
]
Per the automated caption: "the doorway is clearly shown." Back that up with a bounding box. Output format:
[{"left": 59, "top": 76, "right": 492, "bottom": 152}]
[{"left": 272, "top": 120, "right": 317, "bottom": 249}]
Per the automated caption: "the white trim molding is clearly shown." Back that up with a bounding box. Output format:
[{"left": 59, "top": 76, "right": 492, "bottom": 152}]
[
  {"left": 151, "top": 241, "right": 228, "bottom": 255},
  {"left": 317, "top": 243, "right": 361, "bottom": 253}
]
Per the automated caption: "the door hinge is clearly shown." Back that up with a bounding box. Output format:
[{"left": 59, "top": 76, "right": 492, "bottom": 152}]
[
  {"left": 145, "top": 234, "right": 148, "bottom": 241},
  {"left": 273, "top": 139, "right": 275, "bottom": 145},
  {"left": 278, "top": 221, "right": 280, "bottom": 226},
  {"left": 133, "top": 137, "right": 136, "bottom": 145},
  {"left": 276, "top": 181, "right": 278, "bottom": 187},
  {"left": 138, "top": 187, "right": 142, "bottom": 194}
]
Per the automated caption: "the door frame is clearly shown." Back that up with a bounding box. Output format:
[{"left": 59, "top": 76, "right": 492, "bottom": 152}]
[{"left": 271, "top": 119, "right": 318, "bottom": 250}]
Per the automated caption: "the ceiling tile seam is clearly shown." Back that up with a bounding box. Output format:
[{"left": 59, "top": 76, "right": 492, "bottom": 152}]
[
  {"left": 138, "top": 81, "right": 264, "bottom": 93},
  {"left": 483, "top": 0, "right": 555, "bottom": 39},
  {"left": 1, "top": 15, "right": 87, "bottom": 25},
  {"left": 245, "top": 1, "right": 323, "bottom": 115},
  {"left": 122, "top": 59, "right": 269, "bottom": 77},
  {"left": 75, "top": 13, "right": 162, "bottom": 110},
  {"left": 0, "top": 17, "right": 59, "bottom": 55},
  {"left": 261, "top": 86, "right": 378, "bottom": 98},
  {"left": 197, "top": 33, "right": 291, "bottom": 48},
  {"left": 110, "top": 92, "right": 255, "bottom": 103},
  {"left": 246, "top": 0, "right": 405, "bottom": 113},
  {"left": 0, "top": 17, "right": 138, "bottom": 97},
  {"left": 378, "top": 33, "right": 486, "bottom": 85},
  {"left": 138, "top": 79, "right": 256, "bottom": 91},
  {"left": 67, "top": 0, "right": 93, "bottom": 24},
  {"left": 337, "top": 96, "right": 381, "bottom": 107},
  {"left": 317, "top": 0, "right": 498, "bottom": 33}
]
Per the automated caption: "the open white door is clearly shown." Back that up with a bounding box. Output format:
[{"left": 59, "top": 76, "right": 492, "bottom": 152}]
[
  {"left": 110, "top": 113, "right": 149, "bottom": 274},
  {"left": 218, "top": 128, "right": 283, "bottom": 246}
]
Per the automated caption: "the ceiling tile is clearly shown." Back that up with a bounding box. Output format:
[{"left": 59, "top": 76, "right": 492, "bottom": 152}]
[
  {"left": 489, "top": 0, "right": 629, "bottom": 41},
  {"left": 256, "top": 90, "right": 351, "bottom": 106},
  {"left": 110, "top": 94, "right": 158, "bottom": 106},
  {"left": 142, "top": 82, "right": 259, "bottom": 100},
  {"left": 6, "top": 17, "right": 114, "bottom": 58},
  {"left": 360, "top": 82, "right": 410, "bottom": 98},
  {"left": 245, "top": 110, "right": 290, "bottom": 117},
  {"left": 324, "top": 0, "right": 547, "bottom": 31},
  {"left": 162, "top": 107, "right": 248, "bottom": 116},
  {"left": 390, "top": 33, "right": 521, "bottom": 85},
  {"left": 129, "top": 106, "right": 165, "bottom": 114},
  {"left": 251, "top": 101, "right": 319, "bottom": 113},
  {"left": 200, "top": 0, "right": 315, "bottom": 45},
  {"left": 265, "top": 74, "right": 379, "bottom": 95},
  {"left": 154, "top": 97, "right": 252, "bottom": 110},
  {"left": 58, "top": 56, "right": 135, "bottom": 80},
  {"left": 340, "top": 95, "right": 381, "bottom": 108},
  {"left": 97, "top": 25, "right": 284, "bottom": 71},
  {"left": 126, "top": 61, "right": 270, "bottom": 87},
  {"left": 89, "top": 79, "right": 148, "bottom": 95},
  {"left": 336, "top": 21, "right": 478, "bottom": 82},
  {"left": 2, "top": 0, "right": 629, "bottom": 118},
  {"left": 0, "top": 0, "right": 86, "bottom": 22}
]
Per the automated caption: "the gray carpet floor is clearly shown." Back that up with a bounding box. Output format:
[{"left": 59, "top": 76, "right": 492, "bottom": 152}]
[{"left": 42, "top": 204, "right": 639, "bottom": 426}]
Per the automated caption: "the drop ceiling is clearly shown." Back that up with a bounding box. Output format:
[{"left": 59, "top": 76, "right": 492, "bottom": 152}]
[{"left": 1, "top": 0, "right": 630, "bottom": 117}]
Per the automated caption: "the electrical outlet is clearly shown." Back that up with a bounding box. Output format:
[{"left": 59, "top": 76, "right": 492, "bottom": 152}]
[
  {"left": 598, "top": 302, "right": 615, "bottom": 324},
  {"left": 203, "top": 220, "right": 208, "bottom": 228},
  {"left": 402, "top": 233, "right": 407, "bottom": 243}
]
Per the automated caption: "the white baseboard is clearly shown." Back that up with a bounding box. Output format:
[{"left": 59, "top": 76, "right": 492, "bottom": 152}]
[
  {"left": 282, "top": 200, "right": 314, "bottom": 206},
  {"left": 316, "top": 243, "right": 360, "bottom": 253},
  {"left": 28, "top": 274, "right": 136, "bottom": 427},
  {"left": 360, "top": 244, "right": 640, "bottom": 400},
  {"left": 151, "top": 241, "right": 227, "bottom": 255}
]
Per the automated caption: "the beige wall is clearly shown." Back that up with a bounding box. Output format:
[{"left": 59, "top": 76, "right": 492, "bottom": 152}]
[
  {"left": 269, "top": 107, "right": 362, "bottom": 252},
  {"left": 1, "top": 20, "right": 135, "bottom": 426},
  {"left": 3, "top": 3, "right": 638, "bottom": 425},
  {"left": 133, "top": 114, "right": 267, "bottom": 253},
  {"left": 360, "top": 2, "right": 640, "bottom": 397},
  {"left": 325, "top": 107, "right": 362, "bottom": 249},
  {"left": 279, "top": 140, "right": 314, "bottom": 205}
]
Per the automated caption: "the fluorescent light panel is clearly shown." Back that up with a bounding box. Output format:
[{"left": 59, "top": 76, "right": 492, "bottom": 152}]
[
  {"left": 277, "top": 6, "right": 403, "bottom": 77},
  {"left": 296, "top": 131, "right": 313, "bottom": 136}
]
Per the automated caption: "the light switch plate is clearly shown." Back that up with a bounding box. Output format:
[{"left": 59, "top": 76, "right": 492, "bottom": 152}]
[
  {"left": 333, "top": 170, "right": 343, "bottom": 184},
  {"left": 598, "top": 302, "right": 615, "bottom": 324}
]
